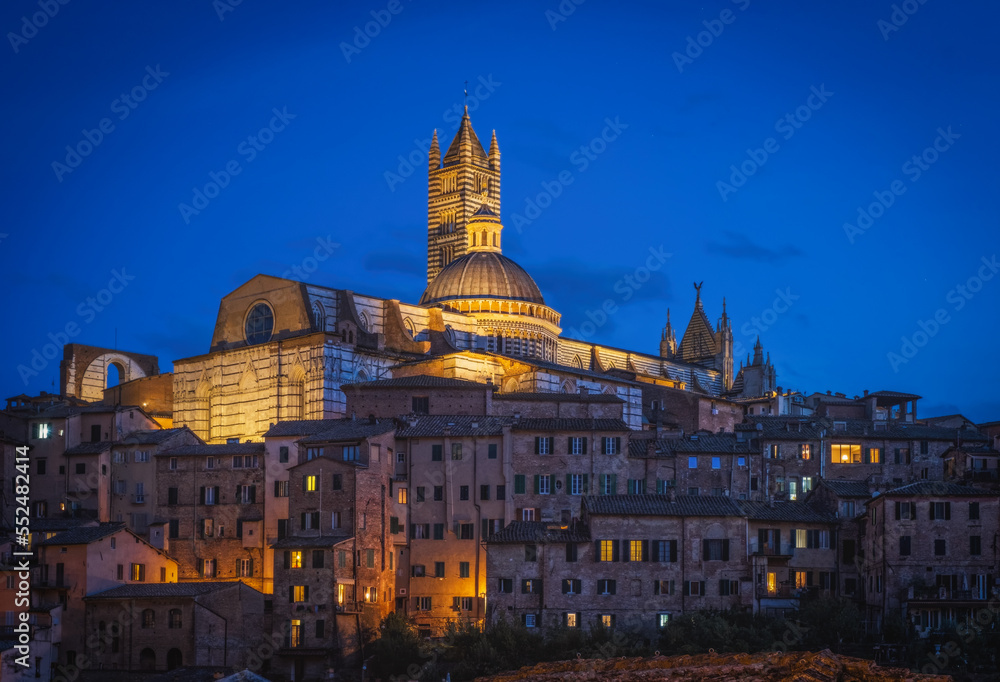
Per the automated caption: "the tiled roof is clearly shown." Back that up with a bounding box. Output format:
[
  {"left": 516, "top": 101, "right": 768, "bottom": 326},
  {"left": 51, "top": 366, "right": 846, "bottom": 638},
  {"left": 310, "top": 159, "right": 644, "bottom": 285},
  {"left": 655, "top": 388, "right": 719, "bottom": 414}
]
[
  {"left": 159, "top": 442, "right": 266, "bottom": 457},
  {"left": 510, "top": 418, "right": 629, "bottom": 433},
  {"left": 584, "top": 494, "right": 743, "bottom": 517},
  {"left": 65, "top": 441, "right": 112, "bottom": 455},
  {"left": 876, "top": 481, "right": 1000, "bottom": 498},
  {"left": 868, "top": 390, "right": 922, "bottom": 400},
  {"left": 396, "top": 415, "right": 506, "bottom": 438},
  {"left": 485, "top": 521, "right": 590, "bottom": 544},
  {"left": 746, "top": 417, "right": 986, "bottom": 442},
  {"left": 737, "top": 501, "right": 836, "bottom": 523},
  {"left": 628, "top": 438, "right": 676, "bottom": 458},
  {"left": 85, "top": 582, "right": 240, "bottom": 600},
  {"left": 118, "top": 429, "right": 191, "bottom": 445},
  {"left": 494, "top": 393, "right": 623, "bottom": 403},
  {"left": 264, "top": 419, "right": 350, "bottom": 438},
  {"left": 297, "top": 419, "right": 397, "bottom": 444},
  {"left": 270, "top": 535, "right": 351, "bottom": 549},
  {"left": 38, "top": 523, "right": 125, "bottom": 546},
  {"left": 28, "top": 518, "right": 97, "bottom": 533},
  {"left": 669, "top": 434, "right": 755, "bottom": 454},
  {"left": 342, "top": 375, "right": 489, "bottom": 390},
  {"left": 818, "top": 479, "right": 873, "bottom": 498}
]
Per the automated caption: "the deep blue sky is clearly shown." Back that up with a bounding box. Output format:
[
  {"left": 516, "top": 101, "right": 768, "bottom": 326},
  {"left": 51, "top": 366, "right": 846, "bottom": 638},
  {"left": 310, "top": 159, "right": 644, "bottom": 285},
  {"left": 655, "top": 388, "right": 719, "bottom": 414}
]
[{"left": 3, "top": 1, "right": 998, "bottom": 421}]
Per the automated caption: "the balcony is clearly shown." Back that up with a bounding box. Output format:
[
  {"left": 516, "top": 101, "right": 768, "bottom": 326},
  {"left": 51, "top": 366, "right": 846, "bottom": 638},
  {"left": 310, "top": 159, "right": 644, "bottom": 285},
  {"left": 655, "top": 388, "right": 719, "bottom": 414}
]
[{"left": 394, "top": 472, "right": 407, "bottom": 482}]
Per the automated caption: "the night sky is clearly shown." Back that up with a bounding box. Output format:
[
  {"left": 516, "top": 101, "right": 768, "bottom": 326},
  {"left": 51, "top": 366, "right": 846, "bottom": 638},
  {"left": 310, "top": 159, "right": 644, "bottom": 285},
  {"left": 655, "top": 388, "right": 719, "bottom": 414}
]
[{"left": 3, "top": 1, "right": 998, "bottom": 421}]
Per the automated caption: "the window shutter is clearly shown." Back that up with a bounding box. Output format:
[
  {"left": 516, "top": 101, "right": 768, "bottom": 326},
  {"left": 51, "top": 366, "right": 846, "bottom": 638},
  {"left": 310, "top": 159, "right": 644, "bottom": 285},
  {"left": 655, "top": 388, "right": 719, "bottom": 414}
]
[
  {"left": 612, "top": 540, "right": 620, "bottom": 562},
  {"left": 610, "top": 474, "right": 617, "bottom": 493},
  {"left": 775, "top": 530, "right": 781, "bottom": 553},
  {"left": 250, "top": 485, "right": 256, "bottom": 503},
  {"left": 594, "top": 540, "right": 601, "bottom": 561},
  {"left": 582, "top": 438, "right": 588, "bottom": 455},
  {"left": 236, "top": 558, "right": 241, "bottom": 575},
  {"left": 895, "top": 502, "right": 901, "bottom": 520},
  {"left": 582, "top": 474, "right": 589, "bottom": 493},
  {"left": 863, "top": 448, "right": 870, "bottom": 465},
  {"left": 213, "top": 486, "right": 219, "bottom": 502},
  {"left": 567, "top": 438, "right": 573, "bottom": 453},
  {"left": 703, "top": 539, "right": 710, "bottom": 561},
  {"left": 722, "top": 539, "right": 730, "bottom": 561},
  {"left": 312, "top": 512, "right": 320, "bottom": 528},
  {"left": 547, "top": 437, "right": 554, "bottom": 453},
  {"left": 534, "top": 438, "right": 540, "bottom": 455},
  {"left": 642, "top": 539, "right": 650, "bottom": 562},
  {"left": 199, "top": 487, "right": 205, "bottom": 505},
  {"left": 534, "top": 475, "right": 540, "bottom": 494},
  {"left": 720, "top": 579, "right": 728, "bottom": 596},
  {"left": 790, "top": 529, "right": 798, "bottom": 549},
  {"left": 615, "top": 437, "right": 621, "bottom": 453},
  {"left": 562, "top": 580, "right": 569, "bottom": 594},
  {"left": 623, "top": 540, "right": 630, "bottom": 563},
  {"left": 283, "top": 551, "right": 290, "bottom": 569},
  {"left": 566, "top": 474, "right": 572, "bottom": 492},
  {"left": 235, "top": 485, "right": 241, "bottom": 502},
  {"left": 670, "top": 540, "right": 678, "bottom": 563},
  {"left": 305, "top": 585, "right": 309, "bottom": 600},
  {"left": 700, "top": 581, "right": 706, "bottom": 596},
  {"left": 929, "top": 504, "right": 935, "bottom": 520},
  {"left": 288, "top": 586, "right": 294, "bottom": 603},
  {"left": 300, "top": 513, "right": 306, "bottom": 529},
  {"left": 683, "top": 581, "right": 690, "bottom": 596},
  {"left": 197, "top": 559, "right": 203, "bottom": 575},
  {"left": 807, "top": 571, "right": 814, "bottom": 587},
  {"left": 514, "top": 475, "right": 525, "bottom": 495},
  {"left": 945, "top": 502, "right": 951, "bottom": 520},
  {"left": 599, "top": 474, "right": 606, "bottom": 494},
  {"left": 651, "top": 540, "right": 660, "bottom": 561},
  {"left": 550, "top": 474, "right": 557, "bottom": 492},
  {"left": 610, "top": 580, "right": 616, "bottom": 595},
  {"left": 274, "top": 481, "right": 281, "bottom": 497}
]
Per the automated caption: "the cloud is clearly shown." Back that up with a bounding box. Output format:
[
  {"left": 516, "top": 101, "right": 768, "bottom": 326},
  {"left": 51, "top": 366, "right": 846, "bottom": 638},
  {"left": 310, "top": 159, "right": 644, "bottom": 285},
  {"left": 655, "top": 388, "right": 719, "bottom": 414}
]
[{"left": 704, "top": 231, "right": 803, "bottom": 263}]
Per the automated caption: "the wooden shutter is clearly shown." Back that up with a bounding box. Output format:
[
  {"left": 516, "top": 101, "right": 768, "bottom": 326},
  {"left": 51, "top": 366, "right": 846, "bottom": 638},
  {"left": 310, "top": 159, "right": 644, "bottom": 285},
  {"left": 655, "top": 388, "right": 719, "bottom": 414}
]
[
  {"left": 722, "top": 539, "right": 730, "bottom": 561},
  {"left": 670, "top": 540, "right": 678, "bottom": 563}
]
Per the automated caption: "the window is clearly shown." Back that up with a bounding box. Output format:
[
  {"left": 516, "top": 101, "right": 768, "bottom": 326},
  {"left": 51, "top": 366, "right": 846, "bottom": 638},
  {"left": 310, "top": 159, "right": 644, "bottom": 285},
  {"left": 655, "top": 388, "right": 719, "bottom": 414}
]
[
  {"left": 201, "top": 518, "right": 214, "bottom": 537},
  {"left": 522, "top": 579, "right": 541, "bottom": 594},
  {"left": 449, "top": 443, "right": 463, "bottom": 460},
  {"left": 206, "top": 457, "right": 215, "bottom": 469},
  {"left": 417, "top": 597, "right": 432, "bottom": 611},
  {"left": 130, "top": 563, "right": 146, "bottom": 581},
  {"left": 301, "top": 511, "right": 320, "bottom": 530},
  {"left": 929, "top": 501, "right": 951, "bottom": 520},
  {"left": 788, "top": 479, "right": 797, "bottom": 501},
  {"left": 688, "top": 456, "right": 697, "bottom": 469},
  {"left": 970, "top": 536, "right": 982, "bottom": 555},
  {"left": 798, "top": 444, "right": 811, "bottom": 460},
  {"left": 279, "top": 446, "right": 289, "bottom": 463},
  {"left": 331, "top": 512, "right": 342, "bottom": 529},
  {"left": 597, "top": 540, "right": 618, "bottom": 562},
  {"left": 303, "top": 475, "right": 317, "bottom": 492},
  {"left": 480, "top": 484, "right": 490, "bottom": 501},
  {"left": 934, "top": 539, "right": 946, "bottom": 556},
  {"left": 460, "top": 485, "right": 469, "bottom": 501},
  {"left": 536, "top": 476, "right": 551, "bottom": 495},
  {"left": 316, "top": 619, "right": 326, "bottom": 639},
  {"left": 802, "top": 477, "right": 813, "bottom": 494},
  {"left": 599, "top": 474, "right": 616, "bottom": 495},
  {"left": 566, "top": 612, "right": 580, "bottom": 628},
  {"left": 459, "top": 561, "right": 470, "bottom": 578},
  {"left": 201, "top": 486, "right": 219, "bottom": 505},
  {"left": 524, "top": 614, "right": 537, "bottom": 628},
  {"left": 274, "top": 480, "right": 289, "bottom": 498},
  {"left": 893, "top": 448, "right": 910, "bottom": 464},
  {"left": 684, "top": 581, "right": 705, "bottom": 597},
  {"left": 703, "top": 539, "right": 729, "bottom": 561},
  {"left": 411, "top": 524, "right": 429, "bottom": 539},
  {"left": 237, "top": 484, "right": 256, "bottom": 504},
  {"left": 238, "top": 558, "right": 254, "bottom": 576},
  {"left": 114, "top": 480, "right": 127, "bottom": 495},
  {"left": 565, "top": 543, "right": 578, "bottom": 562},
  {"left": 597, "top": 579, "right": 616, "bottom": 595},
  {"left": 200, "top": 559, "right": 215, "bottom": 578},
  {"left": 865, "top": 447, "right": 880, "bottom": 464},
  {"left": 719, "top": 580, "right": 740, "bottom": 596},
  {"left": 290, "top": 551, "right": 303, "bottom": 568},
  {"left": 167, "top": 608, "right": 182, "bottom": 628},
  {"left": 569, "top": 474, "right": 584, "bottom": 495},
  {"left": 32, "top": 423, "right": 52, "bottom": 439},
  {"left": 602, "top": 437, "right": 620, "bottom": 454},
  {"left": 433, "top": 561, "right": 445, "bottom": 578},
  {"left": 431, "top": 445, "right": 442, "bottom": 461},
  {"left": 416, "top": 487, "right": 425, "bottom": 502},
  {"left": 488, "top": 443, "right": 497, "bottom": 459},
  {"left": 841, "top": 501, "right": 856, "bottom": 518},
  {"left": 711, "top": 456, "right": 721, "bottom": 469},
  {"left": 496, "top": 484, "right": 506, "bottom": 500},
  {"left": 525, "top": 544, "right": 537, "bottom": 562},
  {"left": 412, "top": 396, "right": 429, "bottom": 414},
  {"left": 628, "top": 479, "right": 646, "bottom": 494},
  {"left": 75, "top": 463, "right": 86, "bottom": 475},
  {"left": 899, "top": 536, "right": 911, "bottom": 556},
  {"left": 343, "top": 446, "right": 359, "bottom": 462},
  {"left": 569, "top": 437, "right": 586, "bottom": 455},
  {"left": 433, "top": 523, "right": 444, "bottom": 540},
  {"left": 626, "top": 540, "right": 644, "bottom": 561},
  {"left": 535, "top": 437, "right": 553, "bottom": 455},
  {"left": 969, "top": 502, "right": 980, "bottom": 520},
  {"left": 600, "top": 614, "right": 615, "bottom": 628},
  {"left": 397, "top": 487, "right": 407, "bottom": 504},
  {"left": 521, "top": 508, "right": 536, "bottom": 521},
  {"left": 433, "top": 486, "right": 443, "bottom": 501},
  {"left": 688, "top": 487, "right": 699, "bottom": 496},
  {"left": 459, "top": 523, "right": 474, "bottom": 539},
  {"left": 832, "top": 444, "right": 861, "bottom": 463},
  {"left": 291, "top": 585, "right": 308, "bottom": 602},
  {"left": 498, "top": 578, "right": 513, "bottom": 593},
  {"left": 366, "top": 549, "right": 375, "bottom": 567}
]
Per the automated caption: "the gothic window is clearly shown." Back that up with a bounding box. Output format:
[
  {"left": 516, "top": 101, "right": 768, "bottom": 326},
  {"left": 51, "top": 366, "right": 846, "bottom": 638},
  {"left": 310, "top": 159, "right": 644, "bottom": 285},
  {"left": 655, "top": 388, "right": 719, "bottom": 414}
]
[
  {"left": 358, "top": 311, "right": 371, "bottom": 333},
  {"left": 403, "top": 318, "right": 416, "bottom": 339},
  {"left": 311, "top": 302, "right": 325, "bottom": 331},
  {"left": 245, "top": 302, "right": 274, "bottom": 345}
]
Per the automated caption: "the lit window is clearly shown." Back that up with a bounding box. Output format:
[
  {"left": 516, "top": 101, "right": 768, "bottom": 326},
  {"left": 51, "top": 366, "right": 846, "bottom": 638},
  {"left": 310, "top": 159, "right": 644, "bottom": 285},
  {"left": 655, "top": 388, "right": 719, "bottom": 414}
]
[
  {"left": 629, "top": 540, "right": 644, "bottom": 561},
  {"left": 289, "top": 619, "right": 302, "bottom": 648},
  {"left": 831, "top": 444, "right": 861, "bottom": 464},
  {"left": 304, "top": 476, "right": 317, "bottom": 492},
  {"left": 658, "top": 613, "right": 670, "bottom": 628},
  {"left": 601, "top": 614, "right": 614, "bottom": 628},
  {"left": 799, "top": 444, "right": 811, "bottom": 460},
  {"left": 292, "top": 586, "right": 307, "bottom": 602},
  {"left": 130, "top": 563, "right": 145, "bottom": 581},
  {"left": 688, "top": 457, "right": 697, "bottom": 469},
  {"left": 567, "top": 613, "right": 579, "bottom": 628},
  {"left": 711, "top": 457, "right": 721, "bottom": 469},
  {"left": 398, "top": 488, "right": 408, "bottom": 504},
  {"left": 598, "top": 540, "right": 615, "bottom": 562},
  {"left": 869, "top": 448, "right": 881, "bottom": 464},
  {"left": 291, "top": 551, "right": 303, "bottom": 568},
  {"left": 525, "top": 614, "right": 536, "bottom": 628},
  {"left": 343, "top": 446, "right": 359, "bottom": 461}
]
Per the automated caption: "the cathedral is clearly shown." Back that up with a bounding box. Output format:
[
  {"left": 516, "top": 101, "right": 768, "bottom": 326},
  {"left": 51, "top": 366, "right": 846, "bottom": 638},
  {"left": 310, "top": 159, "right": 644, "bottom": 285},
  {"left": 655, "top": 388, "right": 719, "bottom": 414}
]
[{"left": 153, "top": 107, "right": 771, "bottom": 443}]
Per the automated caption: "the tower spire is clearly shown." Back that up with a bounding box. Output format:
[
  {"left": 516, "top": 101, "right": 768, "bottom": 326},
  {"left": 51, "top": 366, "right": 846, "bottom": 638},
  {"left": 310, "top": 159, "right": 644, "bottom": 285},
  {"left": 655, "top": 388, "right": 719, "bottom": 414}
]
[{"left": 429, "top": 129, "right": 440, "bottom": 170}]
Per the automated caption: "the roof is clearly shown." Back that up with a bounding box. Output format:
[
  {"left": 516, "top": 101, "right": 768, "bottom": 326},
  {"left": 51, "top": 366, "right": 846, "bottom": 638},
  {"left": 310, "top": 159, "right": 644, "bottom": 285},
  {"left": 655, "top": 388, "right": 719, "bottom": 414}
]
[
  {"left": 396, "top": 415, "right": 506, "bottom": 438},
  {"left": 677, "top": 295, "right": 717, "bottom": 362},
  {"left": 628, "top": 437, "right": 677, "bottom": 458},
  {"left": 264, "top": 419, "right": 350, "bottom": 438},
  {"left": 270, "top": 535, "right": 351, "bottom": 549},
  {"left": 867, "top": 390, "right": 922, "bottom": 401},
  {"left": 745, "top": 416, "right": 986, "bottom": 442},
  {"left": 118, "top": 428, "right": 190, "bottom": 445},
  {"left": 669, "top": 433, "right": 754, "bottom": 454},
  {"left": 159, "top": 442, "right": 266, "bottom": 457},
  {"left": 85, "top": 582, "right": 241, "bottom": 600},
  {"left": 28, "top": 518, "right": 98, "bottom": 533},
  {"left": 342, "top": 375, "right": 489, "bottom": 390},
  {"left": 65, "top": 441, "right": 113, "bottom": 455},
  {"left": 494, "top": 392, "right": 623, "bottom": 403},
  {"left": 584, "top": 494, "right": 744, "bottom": 517},
  {"left": 875, "top": 481, "right": 1000, "bottom": 499},
  {"left": 737, "top": 501, "right": 836, "bottom": 523},
  {"left": 486, "top": 521, "right": 590, "bottom": 544},
  {"left": 297, "top": 418, "right": 397, "bottom": 444},
  {"left": 817, "top": 479, "right": 873, "bottom": 498},
  {"left": 420, "top": 251, "right": 545, "bottom": 305},
  {"left": 38, "top": 523, "right": 125, "bottom": 546},
  {"left": 510, "top": 418, "right": 629, "bottom": 433},
  {"left": 442, "top": 107, "right": 490, "bottom": 167}
]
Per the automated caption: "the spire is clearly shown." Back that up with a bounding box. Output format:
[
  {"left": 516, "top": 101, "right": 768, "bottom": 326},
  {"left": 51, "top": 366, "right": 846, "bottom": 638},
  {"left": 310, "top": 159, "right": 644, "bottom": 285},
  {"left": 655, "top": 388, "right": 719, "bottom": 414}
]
[
  {"left": 429, "top": 129, "right": 440, "bottom": 170},
  {"left": 443, "top": 106, "right": 489, "bottom": 168},
  {"left": 753, "top": 336, "right": 763, "bottom": 366},
  {"left": 659, "top": 308, "right": 677, "bottom": 359},
  {"left": 677, "top": 282, "right": 716, "bottom": 363},
  {"left": 489, "top": 129, "right": 500, "bottom": 171}
]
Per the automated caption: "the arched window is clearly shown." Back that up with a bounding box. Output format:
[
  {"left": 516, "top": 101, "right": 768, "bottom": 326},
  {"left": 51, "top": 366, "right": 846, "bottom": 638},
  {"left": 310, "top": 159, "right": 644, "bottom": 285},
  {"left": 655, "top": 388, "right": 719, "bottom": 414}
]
[
  {"left": 311, "top": 301, "right": 325, "bottom": 331},
  {"left": 141, "top": 609, "right": 155, "bottom": 628},
  {"left": 168, "top": 609, "right": 182, "bottom": 629},
  {"left": 139, "top": 648, "right": 155, "bottom": 671}
]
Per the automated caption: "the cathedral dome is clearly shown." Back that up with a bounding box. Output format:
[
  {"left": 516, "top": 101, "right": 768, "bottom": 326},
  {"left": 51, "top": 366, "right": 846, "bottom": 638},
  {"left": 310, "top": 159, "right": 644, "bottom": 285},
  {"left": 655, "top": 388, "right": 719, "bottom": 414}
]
[{"left": 420, "top": 251, "right": 545, "bottom": 305}]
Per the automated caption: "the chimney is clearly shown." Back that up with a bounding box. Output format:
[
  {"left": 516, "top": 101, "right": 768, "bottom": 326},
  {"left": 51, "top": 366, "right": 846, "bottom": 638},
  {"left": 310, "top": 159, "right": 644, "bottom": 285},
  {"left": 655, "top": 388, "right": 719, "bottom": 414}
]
[{"left": 864, "top": 389, "right": 869, "bottom": 397}]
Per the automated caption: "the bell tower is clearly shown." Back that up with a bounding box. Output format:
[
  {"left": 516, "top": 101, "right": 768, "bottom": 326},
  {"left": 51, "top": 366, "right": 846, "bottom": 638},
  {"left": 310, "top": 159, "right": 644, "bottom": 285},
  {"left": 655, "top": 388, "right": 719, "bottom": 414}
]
[{"left": 427, "top": 106, "right": 501, "bottom": 284}]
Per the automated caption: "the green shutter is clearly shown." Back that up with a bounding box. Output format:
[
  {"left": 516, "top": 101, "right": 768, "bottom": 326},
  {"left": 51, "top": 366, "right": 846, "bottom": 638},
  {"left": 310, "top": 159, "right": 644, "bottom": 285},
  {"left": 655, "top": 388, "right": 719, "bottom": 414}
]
[
  {"left": 534, "top": 475, "right": 540, "bottom": 494},
  {"left": 514, "top": 475, "right": 525, "bottom": 494},
  {"left": 550, "top": 474, "right": 557, "bottom": 493},
  {"left": 582, "top": 474, "right": 588, "bottom": 493},
  {"left": 610, "top": 474, "right": 617, "bottom": 494},
  {"left": 598, "top": 474, "right": 606, "bottom": 494},
  {"left": 566, "top": 474, "right": 572, "bottom": 493}
]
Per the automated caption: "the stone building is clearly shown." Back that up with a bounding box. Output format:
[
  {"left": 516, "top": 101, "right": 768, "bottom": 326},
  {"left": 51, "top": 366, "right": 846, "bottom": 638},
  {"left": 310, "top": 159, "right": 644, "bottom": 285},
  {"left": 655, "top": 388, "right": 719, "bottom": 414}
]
[
  {"left": 82, "top": 581, "right": 264, "bottom": 673},
  {"left": 153, "top": 442, "right": 267, "bottom": 591},
  {"left": 804, "top": 478, "right": 872, "bottom": 599},
  {"left": 859, "top": 481, "right": 1000, "bottom": 635},
  {"left": 33, "top": 523, "right": 178, "bottom": 670},
  {"left": 270, "top": 418, "right": 396, "bottom": 679}
]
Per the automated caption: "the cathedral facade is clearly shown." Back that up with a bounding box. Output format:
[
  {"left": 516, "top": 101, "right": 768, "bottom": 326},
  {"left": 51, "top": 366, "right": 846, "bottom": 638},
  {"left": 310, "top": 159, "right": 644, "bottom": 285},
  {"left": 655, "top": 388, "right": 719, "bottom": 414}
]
[{"left": 171, "top": 108, "right": 754, "bottom": 444}]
